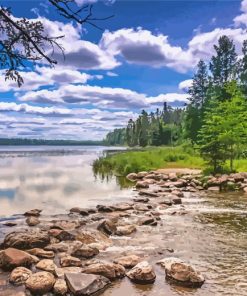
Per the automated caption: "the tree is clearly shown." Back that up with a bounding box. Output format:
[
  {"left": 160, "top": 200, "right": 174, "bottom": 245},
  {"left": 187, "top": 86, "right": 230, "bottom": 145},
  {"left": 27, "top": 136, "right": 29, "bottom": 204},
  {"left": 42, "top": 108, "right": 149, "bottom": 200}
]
[
  {"left": 198, "top": 81, "right": 247, "bottom": 173},
  {"left": 0, "top": 1, "right": 113, "bottom": 86},
  {"left": 210, "top": 35, "right": 237, "bottom": 88},
  {"left": 239, "top": 40, "right": 247, "bottom": 96},
  {"left": 139, "top": 110, "right": 149, "bottom": 147}
]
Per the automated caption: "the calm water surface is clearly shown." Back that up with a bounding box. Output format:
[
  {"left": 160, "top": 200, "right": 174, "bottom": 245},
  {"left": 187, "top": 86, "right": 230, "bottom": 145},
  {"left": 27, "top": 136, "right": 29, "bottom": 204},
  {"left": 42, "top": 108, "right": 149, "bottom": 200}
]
[{"left": 0, "top": 146, "right": 247, "bottom": 296}]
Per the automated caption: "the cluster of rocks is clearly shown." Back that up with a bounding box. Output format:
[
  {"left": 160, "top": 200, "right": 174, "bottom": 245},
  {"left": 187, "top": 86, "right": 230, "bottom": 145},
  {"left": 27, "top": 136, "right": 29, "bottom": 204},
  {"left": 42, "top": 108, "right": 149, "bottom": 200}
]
[
  {"left": 0, "top": 170, "right": 211, "bottom": 295},
  {"left": 127, "top": 171, "right": 247, "bottom": 193}
]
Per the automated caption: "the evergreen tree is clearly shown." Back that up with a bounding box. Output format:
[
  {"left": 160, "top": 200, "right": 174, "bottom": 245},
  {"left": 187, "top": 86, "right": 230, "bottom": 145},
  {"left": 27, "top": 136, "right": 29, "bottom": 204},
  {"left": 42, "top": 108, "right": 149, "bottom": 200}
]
[{"left": 239, "top": 40, "right": 247, "bottom": 96}]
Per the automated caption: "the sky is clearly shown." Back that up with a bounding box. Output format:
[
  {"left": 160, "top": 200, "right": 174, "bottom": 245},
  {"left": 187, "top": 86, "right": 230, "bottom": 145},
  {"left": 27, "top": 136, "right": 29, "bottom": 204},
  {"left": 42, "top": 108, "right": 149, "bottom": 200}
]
[{"left": 0, "top": 0, "right": 247, "bottom": 140}]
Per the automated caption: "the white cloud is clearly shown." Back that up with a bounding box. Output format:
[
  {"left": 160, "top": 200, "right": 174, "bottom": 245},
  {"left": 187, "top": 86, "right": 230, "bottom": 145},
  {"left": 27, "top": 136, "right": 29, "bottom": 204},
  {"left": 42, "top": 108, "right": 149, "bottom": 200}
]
[
  {"left": 234, "top": 0, "right": 247, "bottom": 26},
  {"left": 106, "top": 71, "right": 118, "bottom": 77},
  {"left": 19, "top": 84, "right": 189, "bottom": 109},
  {"left": 178, "top": 79, "right": 193, "bottom": 92}
]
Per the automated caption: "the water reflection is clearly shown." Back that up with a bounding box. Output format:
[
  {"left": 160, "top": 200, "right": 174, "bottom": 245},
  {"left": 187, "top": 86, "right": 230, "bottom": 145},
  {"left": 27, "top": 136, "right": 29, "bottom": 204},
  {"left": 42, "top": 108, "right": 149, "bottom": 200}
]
[{"left": 0, "top": 146, "right": 133, "bottom": 217}]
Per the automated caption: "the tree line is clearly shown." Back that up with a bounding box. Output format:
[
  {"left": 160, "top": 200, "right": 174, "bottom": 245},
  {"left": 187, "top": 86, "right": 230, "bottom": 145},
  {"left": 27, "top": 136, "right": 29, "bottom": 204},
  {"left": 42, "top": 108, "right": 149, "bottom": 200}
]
[{"left": 104, "top": 35, "right": 247, "bottom": 173}]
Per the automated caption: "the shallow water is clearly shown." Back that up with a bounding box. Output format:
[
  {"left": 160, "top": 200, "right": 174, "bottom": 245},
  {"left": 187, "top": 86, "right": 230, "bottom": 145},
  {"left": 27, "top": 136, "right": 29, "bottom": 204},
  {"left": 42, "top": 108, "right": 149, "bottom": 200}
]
[{"left": 0, "top": 146, "right": 247, "bottom": 295}]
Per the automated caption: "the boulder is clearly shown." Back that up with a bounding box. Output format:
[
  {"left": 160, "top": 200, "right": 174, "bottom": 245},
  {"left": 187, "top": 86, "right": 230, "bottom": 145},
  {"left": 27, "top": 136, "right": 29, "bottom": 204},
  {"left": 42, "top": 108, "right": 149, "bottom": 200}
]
[
  {"left": 51, "top": 220, "right": 81, "bottom": 231},
  {"left": 0, "top": 248, "right": 34, "bottom": 270},
  {"left": 126, "top": 173, "right": 138, "bottom": 181},
  {"left": 26, "top": 216, "right": 40, "bottom": 226},
  {"left": 112, "top": 202, "right": 133, "bottom": 211},
  {"left": 231, "top": 173, "right": 245, "bottom": 182},
  {"left": 45, "top": 242, "right": 69, "bottom": 253},
  {"left": 25, "top": 271, "right": 55, "bottom": 294},
  {"left": 82, "top": 262, "right": 125, "bottom": 280},
  {"left": 36, "top": 259, "right": 57, "bottom": 273},
  {"left": 71, "top": 246, "right": 99, "bottom": 259},
  {"left": 115, "top": 225, "right": 136, "bottom": 236},
  {"left": 136, "top": 181, "right": 149, "bottom": 189},
  {"left": 76, "top": 230, "right": 112, "bottom": 250},
  {"left": 49, "top": 229, "right": 75, "bottom": 241},
  {"left": 24, "top": 209, "right": 42, "bottom": 217},
  {"left": 96, "top": 205, "right": 114, "bottom": 212},
  {"left": 157, "top": 257, "right": 205, "bottom": 288},
  {"left": 9, "top": 266, "right": 32, "bottom": 285},
  {"left": 137, "top": 171, "right": 148, "bottom": 179},
  {"left": 69, "top": 207, "right": 89, "bottom": 216},
  {"left": 97, "top": 219, "right": 117, "bottom": 236},
  {"left": 27, "top": 248, "right": 55, "bottom": 259},
  {"left": 60, "top": 255, "right": 81, "bottom": 267},
  {"left": 3, "top": 230, "right": 50, "bottom": 250},
  {"left": 126, "top": 261, "right": 156, "bottom": 284},
  {"left": 65, "top": 273, "right": 110, "bottom": 295},
  {"left": 54, "top": 279, "right": 68, "bottom": 295},
  {"left": 168, "top": 173, "right": 177, "bottom": 181},
  {"left": 114, "top": 255, "right": 142, "bottom": 268},
  {"left": 138, "top": 217, "right": 157, "bottom": 226}
]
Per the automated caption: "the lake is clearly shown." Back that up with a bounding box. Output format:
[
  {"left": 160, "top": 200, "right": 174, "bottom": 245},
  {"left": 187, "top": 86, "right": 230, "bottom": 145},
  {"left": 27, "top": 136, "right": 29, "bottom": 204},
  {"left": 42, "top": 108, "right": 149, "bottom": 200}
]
[
  {"left": 0, "top": 146, "right": 247, "bottom": 296},
  {"left": 0, "top": 146, "right": 132, "bottom": 217}
]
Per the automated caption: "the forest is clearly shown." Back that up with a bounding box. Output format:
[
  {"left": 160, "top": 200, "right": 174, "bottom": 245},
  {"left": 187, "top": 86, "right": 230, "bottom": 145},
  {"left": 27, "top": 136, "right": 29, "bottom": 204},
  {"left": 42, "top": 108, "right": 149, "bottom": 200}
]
[{"left": 103, "top": 36, "right": 247, "bottom": 173}]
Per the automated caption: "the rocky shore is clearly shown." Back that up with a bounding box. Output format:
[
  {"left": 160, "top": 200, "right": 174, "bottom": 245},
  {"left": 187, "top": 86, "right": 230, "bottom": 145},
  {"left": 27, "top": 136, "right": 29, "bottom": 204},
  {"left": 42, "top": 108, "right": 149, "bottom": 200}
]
[{"left": 0, "top": 170, "right": 246, "bottom": 295}]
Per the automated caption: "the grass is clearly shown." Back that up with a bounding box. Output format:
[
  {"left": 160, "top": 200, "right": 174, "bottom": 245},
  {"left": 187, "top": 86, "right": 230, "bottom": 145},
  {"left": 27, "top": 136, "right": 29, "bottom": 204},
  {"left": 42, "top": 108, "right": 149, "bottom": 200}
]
[
  {"left": 93, "top": 145, "right": 247, "bottom": 177},
  {"left": 93, "top": 145, "right": 205, "bottom": 176}
]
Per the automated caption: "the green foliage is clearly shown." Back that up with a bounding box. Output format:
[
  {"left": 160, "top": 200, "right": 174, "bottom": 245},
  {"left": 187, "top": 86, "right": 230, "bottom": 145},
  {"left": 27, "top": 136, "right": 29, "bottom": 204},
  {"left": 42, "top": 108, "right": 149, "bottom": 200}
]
[{"left": 93, "top": 146, "right": 205, "bottom": 176}]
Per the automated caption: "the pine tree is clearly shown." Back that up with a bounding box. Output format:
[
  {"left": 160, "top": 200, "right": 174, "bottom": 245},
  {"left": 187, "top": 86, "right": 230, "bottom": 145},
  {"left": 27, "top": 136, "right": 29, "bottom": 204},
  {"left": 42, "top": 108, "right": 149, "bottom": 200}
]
[{"left": 239, "top": 40, "right": 247, "bottom": 96}]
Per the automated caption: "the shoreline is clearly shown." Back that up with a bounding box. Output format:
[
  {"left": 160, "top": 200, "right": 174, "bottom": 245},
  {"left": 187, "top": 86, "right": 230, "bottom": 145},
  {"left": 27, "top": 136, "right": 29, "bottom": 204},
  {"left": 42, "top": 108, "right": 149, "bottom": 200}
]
[{"left": 0, "top": 170, "right": 246, "bottom": 295}]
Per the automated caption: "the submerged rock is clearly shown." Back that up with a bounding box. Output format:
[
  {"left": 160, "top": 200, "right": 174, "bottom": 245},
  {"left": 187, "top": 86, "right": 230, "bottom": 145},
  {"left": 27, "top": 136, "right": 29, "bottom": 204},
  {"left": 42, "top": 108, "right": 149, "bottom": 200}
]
[
  {"left": 96, "top": 205, "right": 114, "bottom": 212},
  {"left": 157, "top": 257, "right": 205, "bottom": 288},
  {"left": 25, "top": 271, "right": 55, "bottom": 294},
  {"left": 138, "top": 216, "right": 157, "bottom": 226},
  {"left": 126, "top": 261, "right": 156, "bottom": 284},
  {"left": 82, "top": 262, "right": 125, "bottom": 280},
  {"left": 0, "top": 248, "right": 34, "bottom": 270},
  {"left": 97, "top": 219, "right": 117, "bottom": 236},
  {"left": 69, "top": 207, "right": 89, "bottom": 216},
  {"left": 65, "top": 273, "right": 110, "bottom": 295},
  {"left": 3, "top": 230, "right": 50, "bottom": 250},
  {"left": 9, "top": 266, "right": 32, "bottom": 285},
  {"left": 114, "top": 255, "right": 142, "bottom": 268}
]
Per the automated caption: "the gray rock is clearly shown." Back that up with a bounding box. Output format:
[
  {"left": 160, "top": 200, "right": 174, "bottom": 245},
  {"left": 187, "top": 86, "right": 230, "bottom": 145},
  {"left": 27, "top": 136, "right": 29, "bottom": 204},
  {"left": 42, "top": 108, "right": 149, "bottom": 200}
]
[{"left": 65, "top": 273, "right": 110, "bottom": 295}]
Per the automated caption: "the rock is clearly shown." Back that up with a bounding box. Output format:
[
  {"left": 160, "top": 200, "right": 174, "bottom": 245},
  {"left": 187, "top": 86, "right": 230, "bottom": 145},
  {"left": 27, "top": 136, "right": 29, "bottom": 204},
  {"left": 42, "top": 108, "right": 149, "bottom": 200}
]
[
  {"left": 24, "top": 209, "right": 42, "bottom": 217},
  {"left": 3, "top": 230, "right": 50, "bottom": 250},
  {"left": 96, "top": 204, "right": 115, "bottom": 212},
  {"left": 69, "top": 207, "right": 89, "bottom": 216},
  {"left": 133, "top": 197, "right": 149, "bottom": 203},
  {"left": 25, "top": 271, "right": 55, "bottom": 294},
  {"left": 168, "top": 173, "right": 177, "bottom": 181},
  {"left": 231, "top": 173, "right": 245, "bottom": 182},
  {"left": 9, "top": 266, "right": 32, "bottom": 285},
  {"left": 157, "top": 257, "right": 205, "bottom": 288},
  {"left": 114, "top": 255, "right": 142, "bottom": 268},
  {"left": 115, "top": 225, "right": 136, "bottom": 236},
  {"left": 126, "top": 261, "right": 156, "bottom": 284},
  {"left": 54, "top": 279, "right": 68, "bottom": 295},
  {"left": 45, "top": 242, "right": 69, "bottom": 253},
  {"left": 243, "top": 187, "right": 247, "bottom": 193},
  {"left": 0, "top": 248, "right": 34, "bottom": 270},
  {"left": 158, "top": 198, "right": 173, "bottom": 206},
  {"left": 36, "top": 259, "right": 57, "bottom": 273},
  {"left": 3, "top": 221, "right": 17, "bottom": 227},
  {"left": 71, "top": 246, "right": 99, "bottom": 259},
  {"left": 171, "top": 197, "right": 182, "bottom": 205},
  {"left": 137, "top": 171, "right": 148, "bottom": 178},
  {"left": 138, "top": 190, "right": 159, "bottom": 197},
  {"left": 49, "top": 229, "right": 75, "bottom": 241},
  {"left": 126, "top": 173, "right": 138, "bottom": 181},
  {"left": 26, "top": 216, "right": 40, "bottom": 226},
  {"left": 27, "top": 248, "right": 55, "bottom": 259},
  {"left": 207, "top": 186, "right": 220, "bottom": 191},
  {"left": 136, "top": 181, "right": 149, "bottom": 189},
  {"left": 112, "top": 202, "right": 133, "bottom": 211},
  {"left": 51, "top": 220, "right": 81, "bottom": 231},
  {"left": 55, "top": 267, "right": 82, "bottom": 278},
  {"left": 138, "top": 217, "right": 157, "bottom": 226},
  {"left": 97, "top": 219, "right": 117, "bottom": 236},
  {"left": 134, "top": 204, "right": 152, "bottom": 211},
  {"left": 76, "top": 230, "right": 112, "bottom": 250},
  {"left": 65, "top": 273, "right": 110, "bottom": 295},
  {"left": 82, "top": 262, "right": 125, "bottom": 280},
  {"left": 171, "top": 190, "right": 184, "bottom": 197},
  {"left": 60, "top": 255, "right": 81, "bottom": 267}
]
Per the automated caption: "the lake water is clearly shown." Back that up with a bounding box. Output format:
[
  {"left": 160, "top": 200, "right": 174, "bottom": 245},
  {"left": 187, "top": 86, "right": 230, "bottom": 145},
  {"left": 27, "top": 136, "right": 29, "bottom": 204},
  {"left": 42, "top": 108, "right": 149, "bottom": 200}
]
[
  {"left": 0, "top": 146, "right": 132, "bottom": 217},
  {"left": 0, "top": 146, "right": 247, "bottom": 296}
]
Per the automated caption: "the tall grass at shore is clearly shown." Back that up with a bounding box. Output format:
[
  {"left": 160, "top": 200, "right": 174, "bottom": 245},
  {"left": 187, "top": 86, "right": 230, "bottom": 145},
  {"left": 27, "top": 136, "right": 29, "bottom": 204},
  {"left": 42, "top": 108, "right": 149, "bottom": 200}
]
[{"left": 93, "top": 145, "right": 205, "bottom": 176}]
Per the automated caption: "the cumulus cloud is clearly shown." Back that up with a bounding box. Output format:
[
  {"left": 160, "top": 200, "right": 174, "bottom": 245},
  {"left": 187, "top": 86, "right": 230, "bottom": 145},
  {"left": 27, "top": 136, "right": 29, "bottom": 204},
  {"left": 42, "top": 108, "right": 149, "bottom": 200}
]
[
  {"left": 178, "top": 79, "right": 193, "bottom": 92},
  {"left": 19, "top": 84, "right": 189, "bottom": 109},
  {"left": 234, "top": 0, "right": 247, "bottom": 26}
]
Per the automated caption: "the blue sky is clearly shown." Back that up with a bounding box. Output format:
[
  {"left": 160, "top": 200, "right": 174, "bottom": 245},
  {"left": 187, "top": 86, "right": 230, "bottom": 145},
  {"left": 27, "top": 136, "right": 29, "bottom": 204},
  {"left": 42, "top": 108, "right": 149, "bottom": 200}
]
[{"left": 0, "top": 0, "right": 246, "bottom": 140}]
